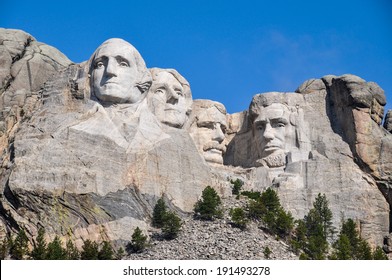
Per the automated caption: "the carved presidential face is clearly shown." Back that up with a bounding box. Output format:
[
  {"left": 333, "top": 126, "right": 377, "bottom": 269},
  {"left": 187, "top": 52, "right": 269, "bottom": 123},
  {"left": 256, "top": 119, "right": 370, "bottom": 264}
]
[
  {"left": 91, "top": 39, "right": 149, "bottom": 104},
  {"left": 188, "top": 102, "right": 227, "bottom": 165},
  {"left": 148, "top": 70, "right": 191, "bottom": 128},
  {"left": 253, "top": 103, "right": 293, "bottom": 167}
]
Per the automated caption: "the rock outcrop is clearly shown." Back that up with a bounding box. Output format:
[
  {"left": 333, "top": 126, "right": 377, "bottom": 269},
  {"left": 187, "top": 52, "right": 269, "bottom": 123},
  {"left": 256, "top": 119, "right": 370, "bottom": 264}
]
[{"left": 0, "top": 29, "right": 391, "bottom": 255}]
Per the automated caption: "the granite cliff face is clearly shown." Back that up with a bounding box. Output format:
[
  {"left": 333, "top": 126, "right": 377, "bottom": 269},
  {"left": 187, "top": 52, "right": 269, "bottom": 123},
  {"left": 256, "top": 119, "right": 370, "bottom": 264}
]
[{"left": 0, "top": 29, "right": 391, "bottom": 252}]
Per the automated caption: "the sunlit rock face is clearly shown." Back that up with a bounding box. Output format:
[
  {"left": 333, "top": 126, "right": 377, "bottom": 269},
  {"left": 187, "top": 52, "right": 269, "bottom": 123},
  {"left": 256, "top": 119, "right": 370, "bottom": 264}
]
[
  {"left": 147, "top": 68, "right": 192, "bottom": 128},
  {"left": 187, "top": 100, "right": 228, "bottom": 165},
  {"left": 0, "top": 29, "right": 391, "bottom": 251}
]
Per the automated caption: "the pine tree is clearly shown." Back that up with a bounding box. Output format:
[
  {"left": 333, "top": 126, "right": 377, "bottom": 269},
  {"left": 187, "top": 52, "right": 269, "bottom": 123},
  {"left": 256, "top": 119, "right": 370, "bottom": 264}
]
[
  {"left": 10, "top": 229, "right": 29, "bottom": 260},
  {"left": 312, "top": 193, "right": 333, "bottom": 239},
  {"left": 162, "top": 211, "right": 182, "bottom": 240},
  {"left": 129, "top": 227, "right": 148, "bottom": 253},
  {"left": 152, "top": 197, "right": 167, "bottom": 228},
  {"left": 65, "top": 239, "right": 80, "bottom": 260},
  {"left": 229, "top": 207, "right": 248, "bottom": 229},
  {"left": 80, "top": 239, "right": 99, "bottom": 260},
  {"left": 263, "top": 246, "right": 272, "bottom": 259},
  {"left": 0, "top": 236, "right": 10, "bottom": 260},
  {"left": 372, "top": 246, "right": 388, "bottom": 260},
  {"left": 290, "top": 219, "right": 307, "bottom": 255},
  {"left": 330, "top": 234, "right": 352, "bottom": 260},
  {"left": 303, "top": 193, "right": 334, "bottom": 259},
  {"left": 356, "top": 239, "right": 372, "bottom": 260},
  {"left": 194, "top": 186, "right": 222, "bottom": 220},
  {"left": 230, "top": 178, "right": 243, "bottom": 197},
  {"left": 46, "top": 236, "right": 67, "bottom": 260},
  {"left": 98, "top": 241, "right": 114, "bottom": 260},
  {"left": 247, "top": 188, "right": 294, "bottom": 237},
  {"left": 30, "top": 228, "right": 47, "bottom": 260},
  {"left": 115, "top": 247, "right": 125, "bottom": 260}
]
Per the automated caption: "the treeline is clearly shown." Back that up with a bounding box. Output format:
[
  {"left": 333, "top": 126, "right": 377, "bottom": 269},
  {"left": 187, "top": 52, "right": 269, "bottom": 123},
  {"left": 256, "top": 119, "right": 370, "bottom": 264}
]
[
  {"left": 223, "top": 179, "right": 389, "bottom": 260},
  {"left": 0, "top": 182, "right": 389, "bottom": 260},
  {"left": 0, "top": 227, "right": 123, "bottom": 260}
]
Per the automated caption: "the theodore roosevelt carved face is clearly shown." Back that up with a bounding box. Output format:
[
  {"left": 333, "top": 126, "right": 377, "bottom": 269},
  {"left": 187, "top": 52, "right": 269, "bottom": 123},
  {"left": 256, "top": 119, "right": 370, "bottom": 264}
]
[
  {"left": 188, "top": 100, "right": 227, "bottom": 165},
  {"left": 147, "top": 68, "right": 192, "bottom": 128},
  {"left": 89, "top": 38, "right": 151, "bottom": 104}
]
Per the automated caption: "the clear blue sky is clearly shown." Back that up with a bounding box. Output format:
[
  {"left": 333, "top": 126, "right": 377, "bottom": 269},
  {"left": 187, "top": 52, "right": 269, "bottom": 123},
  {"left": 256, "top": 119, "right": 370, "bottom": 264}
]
[{"left": 1, "top": 0, "right": 391, "bottom": 116}]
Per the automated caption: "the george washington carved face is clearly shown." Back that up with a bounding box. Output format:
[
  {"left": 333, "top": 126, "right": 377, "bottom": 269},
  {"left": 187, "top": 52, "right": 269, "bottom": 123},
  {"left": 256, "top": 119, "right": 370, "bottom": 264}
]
[{"left": 89, "top": 38, "right": 151, "bottom": 104}]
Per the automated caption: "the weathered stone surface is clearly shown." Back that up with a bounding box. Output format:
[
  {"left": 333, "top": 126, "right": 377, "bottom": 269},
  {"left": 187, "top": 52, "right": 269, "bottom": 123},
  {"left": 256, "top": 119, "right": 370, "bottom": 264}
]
[
  {"left": 0, "top": 29, "right": 390, "bottom": 255},
  {"left": 187, "top": 99, "right": 228, "bottom": 165},
  {"left": 147, "top": 68, "right": 192, "bottom": 128},
  {"left": 384, "top": 110, "right": 392, "bottom": 133}
]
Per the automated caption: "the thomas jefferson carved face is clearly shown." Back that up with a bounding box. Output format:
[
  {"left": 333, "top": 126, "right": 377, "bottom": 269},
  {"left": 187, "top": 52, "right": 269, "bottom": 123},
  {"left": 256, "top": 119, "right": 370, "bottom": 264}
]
[
  {"left": 90, "top": 39, "right": 150, "bottom": 104},
  {"left": 148, "top": 69, "right": 192, "bottom": 128},
  {"left": 253, "top": 103, "right": 293, "bottom": 167},
  {"left": 188, "top": 101, "right": 227, "bottom": 165}
]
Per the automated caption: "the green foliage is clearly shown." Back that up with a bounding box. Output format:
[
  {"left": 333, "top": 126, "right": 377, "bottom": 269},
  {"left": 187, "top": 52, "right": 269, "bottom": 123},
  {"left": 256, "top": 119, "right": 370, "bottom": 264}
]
[
  {"left": 81, "top": 239, "right": 99, "bottom": 260},
  {"left": 229, "top": 207, "right": 248, "bottom": 230},
  {"left": 0, "top": 236, "right": 10, "bottom": 260},
  {"left": 98, "top": 241, "right": 114, "bottom": 260},
  {"left": 162, "top": 211, "right": 182, "bottom": 240},
  {"left": 302, "top": 193, "right": 334, "bottom": 259},
  {"left": 330, "top": 234, "right": 352, "bottom": 260},
  {"left": 373, "top": 246, "right": 388, "bottom": 260},
  {"left": 46, "top": 236, "right": 67, "bottom": 260},
  {"left": 356, "top": 239, "right": 373, "bottom": 260},
  {"left": 30, "top": 228, "right": 47, "bottom": 260},
  {"left": 194, "top": 186, "right": 223, "bottom": 220},
  {"left": 10, "top": 229, "right": 29, "bottom": 260},
  {"left": 290, "top": 219, "right": 307, "bottom": 255},
  {"left": 246, "top": 188, "right": 293, "bottom": 238},
  {"left": 230, "top": 178, "right": 244, "bottom": 197},
  {"left": 290, "top": 194, "right": 334, "bottom": 260},
  {"left": 330, "top": 218, "right": 374, "bottom": 260},
  {"left": 115, "top": 247, "right": 125, "bottom": 260},
  {"left": 263, "top": 246, "right": 272, "bottom": 259},
  {"left": 65, "top": 239, "right": 80, "bottom": 260},
  {"left": 152, "top": 197, "right": 167, "bottom": 228},
  {"left": 129, "top": 227, "right": 148, "bottom": 253},
  {"left": 241, "top": 191, "right": 261, "bottom": 200}
]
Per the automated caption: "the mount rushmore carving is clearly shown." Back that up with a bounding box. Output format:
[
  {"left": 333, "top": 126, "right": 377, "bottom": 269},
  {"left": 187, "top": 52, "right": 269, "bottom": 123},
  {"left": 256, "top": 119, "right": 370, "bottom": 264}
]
[{"left": 0, "top": 28, "right": 391, "bottom": 251}]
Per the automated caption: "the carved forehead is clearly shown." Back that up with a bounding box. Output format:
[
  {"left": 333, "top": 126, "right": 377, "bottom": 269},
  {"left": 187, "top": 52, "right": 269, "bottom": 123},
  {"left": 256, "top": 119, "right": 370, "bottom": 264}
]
[
  {"left": 150, "top": 68, "right": 192, "bottom": 99},
  {"left": 255, "top": 103, "right": 290, "bottom": 122},
  {"left": 192, "top": 100, "right": 227, "bottom": 126},
  {"left": 90, "top": 38, "right": 147, "bottom": 71},
  {"left": 153, "top": 72, "right": 183, "bottom": 89}
]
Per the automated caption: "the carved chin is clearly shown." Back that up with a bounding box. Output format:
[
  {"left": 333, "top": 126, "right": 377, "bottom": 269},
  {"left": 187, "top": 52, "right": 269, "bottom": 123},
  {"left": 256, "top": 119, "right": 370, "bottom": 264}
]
[
  {"left": 257, "top": 152, "right": 286, "bottom": 168},
  {"left": 203, "top": 149, "right": 223, "bottom": 165}
]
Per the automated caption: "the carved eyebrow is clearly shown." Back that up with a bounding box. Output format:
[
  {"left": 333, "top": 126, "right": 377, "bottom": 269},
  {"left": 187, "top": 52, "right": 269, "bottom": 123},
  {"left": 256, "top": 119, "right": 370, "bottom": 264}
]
[
  {"left": 115, "top": 55, "right": 130, "bottom": 63},
  {"left": 94, "top": 55, "right": 107, "bottom": 63},
  {"left": 270, "top": 117, "right": 289, "bottom": 124}
]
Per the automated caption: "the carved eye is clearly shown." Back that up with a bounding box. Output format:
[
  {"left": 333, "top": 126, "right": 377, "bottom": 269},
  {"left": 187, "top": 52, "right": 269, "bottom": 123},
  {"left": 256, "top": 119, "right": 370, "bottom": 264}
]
[
  {"left": 155, "top": 87, "right": 166, "bottom": 94},
  {"left": 119, "top": 60, "right": 129, "bottom": 67},
  {"left": 277, "top": 122, "right": 285, "bottom": 128},
  {"left": 256, "top": 123, "right": 265, "bottom": 131},
  {"left": 174, "top": 89, "right": 183, "bottom": 96},
  {"left": 95, "top": 61, "right": 104, "bottom": 69}
]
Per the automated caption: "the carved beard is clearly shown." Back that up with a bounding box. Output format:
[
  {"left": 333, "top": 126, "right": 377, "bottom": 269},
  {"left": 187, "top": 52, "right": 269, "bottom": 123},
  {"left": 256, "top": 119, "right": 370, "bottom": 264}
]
[{"left": 256, "top": 152, "right": 286, "bottom": 168}]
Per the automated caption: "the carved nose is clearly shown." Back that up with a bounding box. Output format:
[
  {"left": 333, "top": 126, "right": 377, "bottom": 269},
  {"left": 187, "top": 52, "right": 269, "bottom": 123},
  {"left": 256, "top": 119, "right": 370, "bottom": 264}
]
[
  {"left": 105, "top": 59, "right": 117, "bottom": 77},
  {"left": 166, "top": 88, "right": 179, "bottom": 105},
  {"left": 213, "top": 123, "right": 225, "bottom": 142},
  {"left": 263, "top": 123, "right": 274, "bottom": 140}
]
